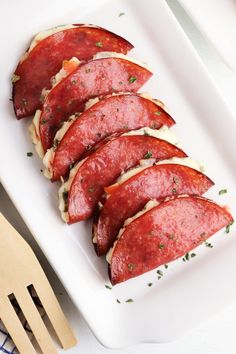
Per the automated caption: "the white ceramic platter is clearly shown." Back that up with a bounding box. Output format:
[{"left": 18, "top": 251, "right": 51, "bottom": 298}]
[
  {"left": 178, "top": 0, "right": 236, "bottom": 71},
  {"left": 1, "top": 0, "right": 236, "bottom": 348}
]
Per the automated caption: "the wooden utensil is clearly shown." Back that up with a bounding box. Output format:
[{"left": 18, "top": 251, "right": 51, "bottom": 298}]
[{"left": 0, "top": 213, "right": 77, "bottom": 354}]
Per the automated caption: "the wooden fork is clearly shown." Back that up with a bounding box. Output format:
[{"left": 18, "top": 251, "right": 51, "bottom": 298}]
[{"left": 0, "top": 213, "right": 77, "bottom": 354}]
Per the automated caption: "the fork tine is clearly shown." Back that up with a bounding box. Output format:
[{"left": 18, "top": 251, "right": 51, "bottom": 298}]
[
  {"left": 0, "top": 295, "right": 36, "bottom": 354},
  {"left": 34, "top": 278, "right": 77, "bottom": 349},
  {"left": 14, "top": 287, "right": 58, "bottom": 354}
]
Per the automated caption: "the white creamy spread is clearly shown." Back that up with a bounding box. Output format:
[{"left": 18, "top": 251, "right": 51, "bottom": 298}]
[
  {"left": 93, "top": 52, "right": 152, "bottom": 71},
  {"left": 122, "top": 126, "right": 179, "bottom": 145},
  {"left": 29, "top": 110, "right": 44, "bottom": 158},
  {"left": 106, "top": 200, "right": 159, "bottom": 263},
  {"left": 58, "top": 158, "right": 87, "bottom": 222}
]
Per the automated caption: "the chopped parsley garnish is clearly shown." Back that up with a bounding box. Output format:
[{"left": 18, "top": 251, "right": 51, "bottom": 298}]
[
  {"left": 143, "top": 130, "right": 150, "bottom": 136},
  {"left": 118, "top": 12, "right": 125, "bottom": 17},
  {"left": 172, "top": 188, "right": 177, "bottom": 194},
  {"left": 156, "top": 269, "right": 163, "bottom": 276},
  {"left": 26, "top": 152, "right": 33, "bottom": 157},
  {"left": 116, "top": 299, "right": 121, "bottom": 304},
  {"left": 205, "top": 242, "right": 213, "bottom": 248},
  {"left": 105, "top": 284, "right": 112, "bottom": 290},
  {"left": 40, "top": 118, "right": 47, "bottom": 124},
  {"left": 125, "top": 298, "right": 134, "bottom": 303},
  {"left": 182, "top": 253, "right": 190, "bottom": 262},
  {"left": 154, "top": 111, "right": 161, "bottom": 116},
  {"left": 71, "top": 79, "right": 77, "bottom": 85},
  {"left": 147, "top": 283, "right": 153, "bottom": 287},
  {"left": 62, "top": 190, "right": 68, "bottom": 204},
  {"left": 164, "top": 264, "right": 168, "bottom": 269},
  {"left": 219, "top": 189, "right": 227, "bottom": 195},
  {"left": 143, "top": 151, "right": 152, "bottom": 159},
  {"left": 159, "top": 243, "right": 164, "bottom": 250},
  {"left": 191, "top": 252, "right": 196, "bottom": 258},
  {"left": 128, "top": 263, "right": 135, "bottom": 271},
  {"left": 9, "top": 98, "right": 13, "bottom": 102},
  {"left": 129, "top": 76, "right": 137, "bottom": 83},
  {"left": 151, "top": 122, "right": 158, "bottom": 129},
  {"left": 88, "top": 187, "right": 95, "bottom": 193},
  {"left": 53, "top": 139, "right": 59, "bottom": 148},
  {"left": 95, "top": 41, "right": 103, "bottom": 47},
  {"left": 225, "top": 221, "right": 234, "bottom": 234},
  {"left": 173, "top": 176, "right": 179, "bottom": 185}
]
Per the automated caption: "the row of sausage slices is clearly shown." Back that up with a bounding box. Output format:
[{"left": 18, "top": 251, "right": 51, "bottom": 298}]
[{"left": 12, "top": 24, "right": 233, "bottom": 285}]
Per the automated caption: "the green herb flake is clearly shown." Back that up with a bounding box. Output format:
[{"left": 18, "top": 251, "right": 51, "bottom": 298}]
[
  {"left": 125, "top": 298, "right": 134, "bottom": 303},
  {"left": 128, "top": 263, "right": 135, "bottom": 271},
  {"left": 143, "top": 130, "right": 150, "bottom": 136},
  {"left": 219, "top": 189, "right": 227, "bottom": 195},
  {"left": 71, "top": 79, "right": 77, "bottom": 85},
  {"left": 143, "top": 151, "right": 152, "bottom": 159},
  {"left": 205, "top": 242, "right": 213, "bottom": 248},
  {"left": 116, "top": 298, "right": 121, "bottom": 304},
  {"left": 95, "top": 41, "right": 103, "bottom": 48},
  {"left": 105, "top": 284, "right": 112, "bottom": 290},
  {"left": 147, "top": 282, "right": 153, "bottom": 287},
  {"left": 129, "top": 76, "right": 137, "bottom": 84},
  {"left": 156, "top": 269, "right": 163, "bottom": 276},
  {"left": 173, "top": 176, "right": 179, "bottom": 185},
  {"left": 164, "top": 264, "right": 168, "bottom": 269},
  {"left": 159, "top": 243, "right": 164, "bottom": 250},
  {"left": 151, "top": 122, "right": 158, "bottom": 129},
  {"left": 40, "top": 119, "right": 48, "bottom": 125},
  {"left": 225, "top": 221, "right": 234, "bottom": 234},
  {"left": 154, "top": 111, "right": 161, "bottom": 116},
  {"left": 53, "top": 139, "right": 59, "bottom": 148},
  {"left": 191, "top": 253, "right": 196, "bottom": 258},
  {"left": 118, "top": 12, "right": 125, "bottom": 17},
  {"left": 185, "top": 252, "right": 190, "bottom": 261},
  {"left": 62, "top": 190, "right": 68, "bottom": 204},
  {"left": 88, "top": 187, "right": 95, "bottom": 193},
  {"left": 26, "top": 152, "right": 33, "bottom": 157},
  {"left": 172, "top": 188, "right": 177, "bottom": 194},
  {"left": 11, "top": 74, "right": 20, "bottom": 83}
]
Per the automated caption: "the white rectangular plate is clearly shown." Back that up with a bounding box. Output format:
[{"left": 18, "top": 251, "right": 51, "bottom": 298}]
[
  {"left": 1, "top": 0, "right": 236, "bottom": 348},
  {"left": 178, "top": 0, "right": 236, "bottom": 71}
]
